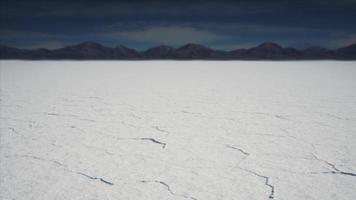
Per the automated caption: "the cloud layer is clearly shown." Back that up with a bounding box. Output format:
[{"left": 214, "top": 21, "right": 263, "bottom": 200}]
[
  {"left": 1, "top": 0, "right": 355, "bottom": 49},
  {"left": 104, "top": 26, "right": 222, "bottom": 45}
]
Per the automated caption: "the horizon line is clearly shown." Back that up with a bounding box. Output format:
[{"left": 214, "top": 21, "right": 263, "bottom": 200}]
[{"left": 1, "top": 41, "right": 355, "bottom": 52}]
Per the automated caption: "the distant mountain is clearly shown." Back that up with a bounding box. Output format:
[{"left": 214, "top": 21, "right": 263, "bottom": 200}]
[
  {"left": 173, "top": 43, "right": 225, "bottom": 59},
  {"left": 0, "top": 45, "right": 26, "bottom": 59},
  {"left": 143, "top": 43, "right": 228, "bottom": 59},
  {"left": 230, "top": 42, "right": 302, "bottom": 60},
  {"left": 113, "top": 45, "right": 142, "bottom": 59},
  {"left": 49, "top": 42, "right": 113, "bottom": 59},
  {"left": 301, "top": 46, "right": 335, "bottom": 59},
  {"left": 1, "top": 42, "right": 355, "bottom": 60},
  {"left": 143, "top": 45, "right": 176, "bottom": 59},
  {"left": 46, "top": 42, "right": 141, "bottom": 59},
  {"left": 335, "top": 43, "right": 356, "bottom": 59}
]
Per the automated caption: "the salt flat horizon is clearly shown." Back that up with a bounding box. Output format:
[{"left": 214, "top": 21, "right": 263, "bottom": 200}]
[{"left": 1, "top": 61, "right": 355, "bottom": 200}]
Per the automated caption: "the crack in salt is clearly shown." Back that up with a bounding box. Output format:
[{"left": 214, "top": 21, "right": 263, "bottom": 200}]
[
  {"left": 152, "top": 125, "right": 170, "bottom": 134},
  {"left": 140, "top": 138, "right": 166, "bottom": 148},
  {"left": 44, "top": 112, "right": 95, "bottom": 122},
  {"left": 238, "top": 167, "right": 275, "bottom": 199},
  {"left": 155, "top": 181, "right": 175, "bottom": 195},
  {"left": 141, "top": 180, "right": 197, "bottom": 200},
  {"left": 114, "top": 137, "right": 167, "bottom": 149},
  {"left": 312, "top": 153, "right": 356, "bottom": 177},
  {"left": 226, "top": 145, "right": 250, "bottom": 156},
  {"left": 76, "top": 172, "right": 114, "bottom": 185},
  {"left": 12, "top": 154, "right": 114, "bottom": 186}
]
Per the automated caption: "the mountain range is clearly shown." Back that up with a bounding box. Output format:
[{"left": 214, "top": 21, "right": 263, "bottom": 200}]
[{"left": 1, "top": 42, "right": 355, "bottom": 60}]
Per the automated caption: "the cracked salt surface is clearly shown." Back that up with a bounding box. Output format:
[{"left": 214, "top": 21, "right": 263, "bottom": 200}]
[
  {"left": 140, "top": 180, "right": 198, "bottom": 200},
  {"left": 1, "top": 61, "right": 356, "bottom": 200}
]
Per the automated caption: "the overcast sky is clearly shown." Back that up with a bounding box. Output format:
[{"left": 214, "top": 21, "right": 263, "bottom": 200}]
[{"left": 1, "top": 0, "right": 356, "bottom": 50}]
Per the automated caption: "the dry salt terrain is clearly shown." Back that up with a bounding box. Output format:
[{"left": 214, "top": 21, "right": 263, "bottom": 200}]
[{"left": 0, "top": 61, "right": 356, "bottom": 200}]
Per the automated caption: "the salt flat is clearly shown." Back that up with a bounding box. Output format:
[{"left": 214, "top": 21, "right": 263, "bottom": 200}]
[{"left": 0, "top": 61, "right": 356, "bottom": 200}]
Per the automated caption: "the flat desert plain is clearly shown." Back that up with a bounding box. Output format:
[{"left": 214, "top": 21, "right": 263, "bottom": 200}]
[{"left": 1, "top": 61, "right": 356, "bottom": 200}]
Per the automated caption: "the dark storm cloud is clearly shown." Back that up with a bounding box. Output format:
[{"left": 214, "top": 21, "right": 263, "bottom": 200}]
[
  {"left": 2, "top": 0, "right": 355, "bottom": 20},
  {"left": 1, "top": 0, "right": 355, "bottom": 49},
  {"left": 0, "top": 0, "right": 282, "bottom": 17}
]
